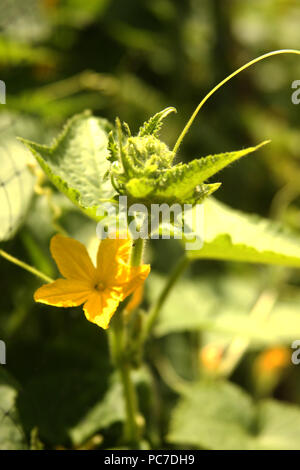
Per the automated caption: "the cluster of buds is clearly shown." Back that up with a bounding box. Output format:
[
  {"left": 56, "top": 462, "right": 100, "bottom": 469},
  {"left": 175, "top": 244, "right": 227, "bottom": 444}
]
[{"left": 107, "top": 107, "right": 220, "bottom": 207}]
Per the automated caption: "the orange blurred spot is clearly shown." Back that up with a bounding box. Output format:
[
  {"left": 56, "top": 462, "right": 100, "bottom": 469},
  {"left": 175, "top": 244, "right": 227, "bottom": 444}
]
[
  {"left": 200, "top": 344, "right": 223, "bottom": 371},
  {"left": 256, "top": 347, "right": 290, "bottom": 372}
]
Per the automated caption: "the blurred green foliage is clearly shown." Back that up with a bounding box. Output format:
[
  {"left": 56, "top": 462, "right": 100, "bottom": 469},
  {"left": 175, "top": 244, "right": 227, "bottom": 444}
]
[{"left": 1, "top": 0, "right": 300, "bottom": 450}]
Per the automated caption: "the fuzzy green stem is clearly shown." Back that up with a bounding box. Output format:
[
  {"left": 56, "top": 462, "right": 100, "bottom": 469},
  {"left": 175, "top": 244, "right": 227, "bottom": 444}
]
[
  {"left": 120, "top": 360, "right": 140, "bottom": 446},
  {"left": 109, "top": 308, "right": 140, "bottom": 446},
  {"left": 173, "top": 49, "right": 300, "bottom": 154},
  {"left": 110, "top": 238, "right": 146, "bottom": 447},
  {"left": 130, "top": 238, "right": 145, "bottom": 267},
  {"left": 0, "top": 249, "right": 53, "bottom": 283}
]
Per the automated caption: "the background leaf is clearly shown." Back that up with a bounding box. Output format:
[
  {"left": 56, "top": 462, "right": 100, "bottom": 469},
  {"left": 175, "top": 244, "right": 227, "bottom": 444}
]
[
  {"left": 0, "top": 369, "right": 27, "bottom": 450},
  {"left": 167, "top": 381, "right": 255, "bottom": 450},
  {"left": 17, "top": 330, "right": 119, "bottom": 447},
  {"left": 150, "top": 272, "right": 300, "bottom": 344},
  {"left": 186, "top": 198, "right": 300, "bottom": 267},
  {"left": 167, "top": 381, "right": 300, "bottom": 450},
  {"left": 0, "top": 113, "right": 42, "bottom": 241}
]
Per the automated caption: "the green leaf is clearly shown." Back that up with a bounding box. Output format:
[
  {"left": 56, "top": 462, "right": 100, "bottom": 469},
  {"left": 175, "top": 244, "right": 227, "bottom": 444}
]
[
  {"left": 69, "top": 368, "right": 150, "bottom": 446},
  {"left": 69, "top": 373, "right": 125, "bottom": 446},
  {"left": 186, "top": 198, "right": 300, "bottom": 267},
  {"left": 255, "top": 400, "right": 300, "bottom": 450},
  {"left": 155, "top": 141, "right": 268, "bottom": 203},
  {"left": 17, "top": 334, "right": 115, "bottom": 446},
  {"left": 138, "top": 106, "right": 176, "bottom": 137},
  {"left": 125, "top": 176, "right": 157, "bottom": 199},
  {"left": 0, "top": 369, "right": 27, "bottom": 450},
  {"left": 149, "top": 272, "right": 300, "bottom": 343},
  {"left": 168, "top": 381, "right": 255, "bottom": 450},
  {"left": 0, "top": 139, "right": 35, "bottom": 241},
  {"left": 125, "top": 171, "right": 219, "bottom": 203},
  {"left": 20, "top": 111, "right": 116, "bottom": 220},
  {"left": 0, "top": 113, "right": 47, "bottom": 241},
  {"left": 167, "top": 381, "right": 300, "bottom": 449},
  {"left": 125, "top": 141, "right": 267, "bottom": 204},
  {"left": 16, "top": 324, "right": 151, "bottom": 447}
]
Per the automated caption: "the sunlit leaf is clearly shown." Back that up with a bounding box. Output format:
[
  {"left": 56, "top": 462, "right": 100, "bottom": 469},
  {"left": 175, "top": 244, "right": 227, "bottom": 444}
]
[
  {"left": 0, "top": 113, "right": 42, "bottom": 241},
  {"left": 20, "top": 111, "right": 116, "bottom": 221},
  {"left": 155, "top": 141, "right": 268, "bottom": 203},
  {"left": 185, "top": 198, "right": 300, "bottom": 267}
]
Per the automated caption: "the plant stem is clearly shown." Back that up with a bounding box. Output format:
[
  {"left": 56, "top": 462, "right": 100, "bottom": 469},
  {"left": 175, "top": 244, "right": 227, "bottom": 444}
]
[
  {"left": 141, "top": 256, "right": 190, "bottom": 342},
  {"left": 110, "top": 238, "right": 146, "bottom": 447},
  {"left": 109, "top": 307, "right": 140, "bottom": 446},
  {"left": 120, "top": 360, "right": 140, "bottom": 446},
  {"left": 130, "top": 237, "right": 145, "bottom": 266},
  {"left": 0, "top": 248, "right": 53, "bottom": 283}
]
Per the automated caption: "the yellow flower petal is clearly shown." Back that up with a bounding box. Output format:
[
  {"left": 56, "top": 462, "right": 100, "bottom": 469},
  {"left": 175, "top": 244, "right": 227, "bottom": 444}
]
[
  {"left": 118, "top": 264, "right": 150, "bottom": 300},
  {"left": 83, "top": 290, "right": 121, "bottom": 329},
  {"left": 34, "top": 279, "right": 92, "bottom": 307},
  {"left": 34, "top": 233, "right": 151, "bottom": 331},
  {"left": 96, "top": 237, "right": 132, "bottom": 283},
  {"left": 50, "top": 234, "right": 96, "bottom": 281},
  {"left": 126, "top": 285, "right": 144, "bottom": 313}
]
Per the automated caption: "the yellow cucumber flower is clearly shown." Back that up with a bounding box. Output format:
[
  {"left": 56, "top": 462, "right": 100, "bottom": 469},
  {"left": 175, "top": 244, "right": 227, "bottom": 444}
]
[{"left": 34, "top": 234, "right": 150, "bottom": 329}]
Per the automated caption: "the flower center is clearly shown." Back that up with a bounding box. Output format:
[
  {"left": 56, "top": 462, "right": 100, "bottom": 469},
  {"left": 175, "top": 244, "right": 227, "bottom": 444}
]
[{"left": 95, "top": 281, "right": 106, "bottom": 291}]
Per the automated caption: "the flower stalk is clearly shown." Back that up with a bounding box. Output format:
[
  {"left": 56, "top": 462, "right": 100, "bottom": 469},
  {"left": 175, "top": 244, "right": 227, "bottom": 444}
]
[{"left": 110, "top": 237, "right": 147, "bottom": 447}]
